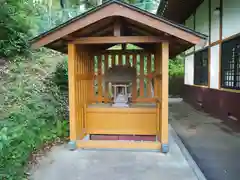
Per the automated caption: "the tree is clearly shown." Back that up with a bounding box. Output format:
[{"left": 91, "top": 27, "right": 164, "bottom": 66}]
[{"left": 0, "top": 0, "right": 33, "bottom": 58}]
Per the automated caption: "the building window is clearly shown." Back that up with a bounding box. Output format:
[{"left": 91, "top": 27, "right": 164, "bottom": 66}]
[
  {"left": 194, "top": 49, "right": 208, "bottom": 86},
  {"left": 221, "top": 38, "right": 240, "bottom": 90}
]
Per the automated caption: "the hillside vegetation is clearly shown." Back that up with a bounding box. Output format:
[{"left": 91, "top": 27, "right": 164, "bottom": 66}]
[
  {"left": 0, "top": 1, "right": 70, "bottom": 179},
  {"left": 0, "top": 51, "right": 69, "bottom": 179}
]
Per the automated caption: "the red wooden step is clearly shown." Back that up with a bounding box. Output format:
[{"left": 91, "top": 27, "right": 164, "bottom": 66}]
[{"left": 90, "top": 135, "right": 156, "bottom": 141}]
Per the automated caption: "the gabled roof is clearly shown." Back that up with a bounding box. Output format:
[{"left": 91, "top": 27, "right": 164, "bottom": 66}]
[{"left": 30, "top": 0, "right": 207, "bottom": 57}]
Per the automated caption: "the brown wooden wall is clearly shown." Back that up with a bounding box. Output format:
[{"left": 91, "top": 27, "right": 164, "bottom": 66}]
[{"left": 68, "top": 44, "right": 93, "bottom": 140}]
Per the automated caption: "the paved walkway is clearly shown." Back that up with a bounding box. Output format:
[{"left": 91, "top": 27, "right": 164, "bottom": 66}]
[
  {"left": 169, "top": 99, "right": 240, "bottom": 180},
  {"left": 30, "top": 128, "right": 201, "bottom": 180}
]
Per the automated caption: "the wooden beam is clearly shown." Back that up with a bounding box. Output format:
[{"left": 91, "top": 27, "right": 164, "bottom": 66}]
[
  {"left": 77, "top": 140, "right": 161, "bottom": 150},
  {"left": 159, "top": 42, "right": 169, "bottom": 145},
  {"left": 72, "top": 36, "right": 168, "bottom": 44}
]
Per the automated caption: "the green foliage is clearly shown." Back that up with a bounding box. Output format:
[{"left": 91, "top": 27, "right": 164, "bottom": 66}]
[
  {"left": 0, "top": 0, "right": 159, "bottom": 59},
  {"left": 50, "top": 57, "right": 69, "bottom": 120},
  {"left": 0, "top": 0, "right": 34, "bottom": 58},
  {"left": 51, "top": 57, "right": 69, "bottom": 93},
  {"left": 0, "top": 52, "right": 69, "bottom": 179},
  {"left": 168, "top": 57, "right": 184, "bottom": 97},
  {"left": 169, "top": 57, "right": 184, "bottom": 77},
  {"left": 31, "top": 0, "right": 159, "bottom": 37}
]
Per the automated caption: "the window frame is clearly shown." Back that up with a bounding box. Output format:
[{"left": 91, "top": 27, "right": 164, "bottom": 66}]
[
  {"left": 194, "top": 48, "right": 209, "bottom": 86},
  {"left": 221, "top": 37, "right": 240, "bottom": 90}
]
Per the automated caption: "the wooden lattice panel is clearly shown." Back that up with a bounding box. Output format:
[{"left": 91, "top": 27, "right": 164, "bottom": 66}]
[{"left": 92, "top": 50, "right": 159, "bottom": 103}]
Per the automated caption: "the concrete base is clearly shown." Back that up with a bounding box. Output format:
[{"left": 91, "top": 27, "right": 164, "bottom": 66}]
[
  {"left": 161, "top": 143, "right": 169, "bottom": 153},
  {"left": 30, "top": 127, "right": 204, "bottom": 180},
  {"left": 67, "top": 141, "right": 76, "bottom": 151}
]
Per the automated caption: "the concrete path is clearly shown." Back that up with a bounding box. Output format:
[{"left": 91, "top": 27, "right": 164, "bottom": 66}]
[
  {"left": 169, "top": 99, "right": 240, "bottom": 180},
  {"left": 30, "top": 129, "right": 202, "bottom": 180}
]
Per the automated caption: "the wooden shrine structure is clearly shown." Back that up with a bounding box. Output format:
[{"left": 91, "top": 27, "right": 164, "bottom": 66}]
[{"left": 30, "top": 0, "right": 207, "bottom": 153}]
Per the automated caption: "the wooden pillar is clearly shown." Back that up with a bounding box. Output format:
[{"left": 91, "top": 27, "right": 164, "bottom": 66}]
[
  {"left": 159, "top": 42, "right": 169, "bottom": 153},
  {"left": 104, "top": 54, "right": 109, "bottom": 103},
  {"left": 97, "top": 55, "right": 103, "bottom": 102},
  {"left": 140, "top": 54, "right": 144, "bottom": 97},
  {"left": 89, "top": 54, "right": 94, "bottom": 103},
  {"left": 68, "top": 43, "right": 78, "bottom": 143},
  {"left": 119, "top": 53, "right": 123, "bottom": 65},
  {"left": 154, "top": 51, "right": 161, "bottom": 98},
  {"left": 132, "top": 54, "right": 137, "bottom": 100},
  {"left": 147, "top": 54, "right": 152, "bottom": 97}
]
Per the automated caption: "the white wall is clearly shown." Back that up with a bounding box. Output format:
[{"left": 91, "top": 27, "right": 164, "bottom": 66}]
[
  {"left": 222, "top": 0, "right": 240, "bottom": 39},
  {"left": 184, "top": 55, "right": 194, "bottom": 85},
  {"left": 211, "top": 0, "right": 220, "bottom": 42},
  {"left": 185, "top": 15, "right": 195, "bottom": 54},
  {"left": 183, "top": 0, "right": 240, "bottom": 88},
  {"left": 210, "top": 45, "right": 220, "bottom": 88},
  {"left": 184, "top": 0, "right": 240, "bottom": 46},
  {"left": 195, "top": 0, "right": 209, "bottom": 50}
]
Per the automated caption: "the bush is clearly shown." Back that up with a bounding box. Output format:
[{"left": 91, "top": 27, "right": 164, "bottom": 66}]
[
  {"left": 0, "top": 0, "right": 33, "bottom": 58},
  {"left": 0, "top": 53, "right": 68, "bottom": 179},
  {"left": 169, "top": 58, "right": 184, "bottom": 77},
  {"left": 49, "top": 58, "right": 69, "bottom": 120},
  {"left": 52, "top": 57, "right": 68, "bottom": 93},
  {"left": 169, "top": 58, "right": 184, "bottom": 97}
]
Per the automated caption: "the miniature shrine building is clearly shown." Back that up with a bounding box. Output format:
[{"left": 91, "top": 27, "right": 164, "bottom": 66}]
[{"left": 30, "top": 0, "right": 207, "bottom": 153}]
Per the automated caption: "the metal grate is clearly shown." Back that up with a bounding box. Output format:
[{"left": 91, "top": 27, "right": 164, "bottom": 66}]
[
  {"left": 221, "top": 38, "right": 240, "bottom": 90},
  {"left": 194, "top": 49, "right": 208, "bottom": 86}
]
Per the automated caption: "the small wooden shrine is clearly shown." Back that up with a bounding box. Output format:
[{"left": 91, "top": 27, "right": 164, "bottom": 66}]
[
  {"left": 104, "top": 65, "right": 136, "bottom": 107},
  {"left": 30, "top": 0, "right": 207, "bottom": 152}
]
